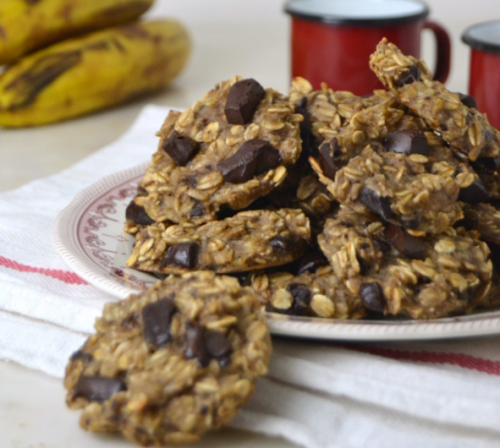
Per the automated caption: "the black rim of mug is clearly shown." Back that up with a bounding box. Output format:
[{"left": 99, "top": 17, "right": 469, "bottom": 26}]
[
  {"left": 462, "top": 20, "right": 500, "bottom": 54},
  {"left": 284, "top": 0, "right": 429, "bottom": 26}
]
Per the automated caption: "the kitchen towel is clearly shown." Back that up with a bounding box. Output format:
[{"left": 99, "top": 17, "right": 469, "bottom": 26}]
[{"left": 1, "top": 105, "right": 500, "bottom": 448}]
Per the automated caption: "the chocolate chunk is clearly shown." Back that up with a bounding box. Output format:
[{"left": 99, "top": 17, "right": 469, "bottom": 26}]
[
  {"left": 457, "top": 92, "right": 477, "bottom": 109},
  {"left": 125, "top": 200, "right": 155, "bottom": 226},
  {"left": 185, "top": 324, "right": 210, "bottom": 367},
  {"left": 189, "top": 200, "right": 205, "bottom": 217},
  {"left": 384, "top": 224, "right": 426, "bottom": 260},
  {"left": 162, "top": 132, "right": 199, "bottom": 166},
  {"left": 287, "top": 283, "right": 311, "bottom": 315},
  {"left": 70, "top": 350, "right": 93, "bottom": 363},
  {"left": 162, "top": 242, "right": 199, "bottom": 269},
  {"left": 269, "top": 236, "right": 295, "bottom": 252},
  {"left": 142, "top": 296, "right": 177, "bottom": 346},
  {"left": 225, "top": 78, "right": 266, "bottom": 125},
  {"left": 217, "top": 139, "right": 281, "bottom": 183},
  {"left": 384, "top": 130, "right": 429, "bottom": 156},
  {"left": 318, "top": 139, "right": 342, "bottom": 179},
  {"left": 74, "top": 376, "right": 126, "bottom": 402},
  {"left": 296, "top": 248, "right": 329, "bottom": 275},
  {"left": 458, "top": 179, "right": 489, "bottom": 203},
  {"left": 471, "top": 156, "right": 500, "bottom": 175},
  {"left": 359, "top": 188, "right": 394, "bottom": 221},
  {"left": 357, "top": 256, "right": 371, "bottom": 276},
  {"left": 359, "top": 282, "right": 385, "bottom": 313},
  {"left": 372, "top": 235, "right": 391, "bottom": 253},
  {"left": 295, "top": 97, "right": 317, "bottom": 156},
  {"left": 395, "top": 65, "right": 421, "bottom": 87},
  {"left": 206, "top": 330, "right": 232, "bottom": 362}
]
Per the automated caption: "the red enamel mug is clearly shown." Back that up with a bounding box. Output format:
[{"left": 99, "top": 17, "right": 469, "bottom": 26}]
[
  {"left": 462, "top": 20, "right": 500, "bottom": 130},
  {"left": 285, "top": 0, "right": 451, "bottom": 95}
]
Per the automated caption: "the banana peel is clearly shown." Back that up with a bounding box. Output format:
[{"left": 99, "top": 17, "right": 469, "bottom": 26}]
[
  {"left": 0, "top": 0, "right": 155, "bottom": 65},
  {"left": 0, "top": 20, "right": 191, "bottom": 127}
]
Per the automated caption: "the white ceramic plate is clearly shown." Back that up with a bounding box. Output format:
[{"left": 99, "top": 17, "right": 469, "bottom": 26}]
[{"left": 53, "top": 164, "right": 500, "bottom": 341}]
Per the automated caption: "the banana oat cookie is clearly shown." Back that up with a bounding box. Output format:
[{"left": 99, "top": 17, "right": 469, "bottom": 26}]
[
  {"left": 251, "top": 265, "right": 366, "bottom": 319},
  {"left": 322, "top": 141, "right": 474, "bottom": 234},
  {"left": 64, "top": 272, "right": 271, "bottom": 446},
  {"left": 289, "top": 76, "right": 398, "bottom": 156},
  {"left": 126, "top": 209, "right": 311, "bottom": 274},
  {"left": 319, "top": 207, "right": 492, "bottom": 319},
  {"left": 134, "top": 77, "right": 302, "bottom": 225},
  {"left": 370, "top": 38, "right": 500, "bottom": 162}
]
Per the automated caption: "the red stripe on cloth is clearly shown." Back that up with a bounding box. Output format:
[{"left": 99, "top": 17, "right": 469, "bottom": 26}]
[
  {"left": 0, "top": 256, "right": 88, "bottom": 285},
  {"left": 350, "top": 345, "right": 500, "bottom": 376}
]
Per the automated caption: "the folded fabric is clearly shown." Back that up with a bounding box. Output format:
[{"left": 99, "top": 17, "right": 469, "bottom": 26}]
[{"left": 1, "top": 106, "right": 500, "bottom": 448}]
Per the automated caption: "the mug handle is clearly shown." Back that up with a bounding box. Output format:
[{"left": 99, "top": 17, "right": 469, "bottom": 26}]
[{"left": 423, "top": 20, "right": 452, "bottom": 84}]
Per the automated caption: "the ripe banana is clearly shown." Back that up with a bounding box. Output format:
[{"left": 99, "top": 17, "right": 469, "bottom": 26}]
[
  {"left": 0, "top": 0, "right": 155, "bottom": 65},
  {"left": 0, "top": 20, "right": 191, "bottom": 127}
]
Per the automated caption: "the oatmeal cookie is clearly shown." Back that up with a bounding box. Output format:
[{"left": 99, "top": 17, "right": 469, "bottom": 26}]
[
  {"left": 289, "top": 76, "right": 398, "bottom": 156},
  {"left": 136, "top": 77, "right": 302, "bottom": 225},
  {"left": 64, "top": 271, "right": 271, "bottom": 446},
  {"left": 370, "top": 38, "right": 500, "bottom": 162},
  {"left": 319, "top": 207, "right": 492, "bottom": 319},
  {"left": 126, "top": 209, "right": 311, "bottom": 274},
  {"left": 251, "top": 265, "right": 366, "bottom": 319},
  {"left": 324, "top": 142, "right": 472, "bottom": 234}
]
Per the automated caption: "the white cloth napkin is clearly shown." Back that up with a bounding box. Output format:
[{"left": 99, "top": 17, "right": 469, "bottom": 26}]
[{"left": 2, "top": 105, "right": 500, "bottom": 448}]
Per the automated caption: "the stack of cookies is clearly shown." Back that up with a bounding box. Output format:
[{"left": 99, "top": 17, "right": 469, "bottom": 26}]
[
  {"left": 121, "top": 39, "right": 500, "bottom": 322},
  {"left": 63, "top": 40, "right": 500, "bottom": 446}
]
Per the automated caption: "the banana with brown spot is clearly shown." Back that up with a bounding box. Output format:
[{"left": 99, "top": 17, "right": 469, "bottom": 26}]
[
  {"left": 0, "top": 20, "right": 191, "bottom": 127},
  {"left": 0, "top": 0, "right": 155, "bottom": 65}
]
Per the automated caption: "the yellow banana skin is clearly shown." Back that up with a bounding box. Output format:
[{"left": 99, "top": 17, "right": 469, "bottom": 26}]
[
  {"left": 0, "top": 20, "right": 191, "bottom": 127},
  {"left": 0, "top": 0, "right": 155, "bottom": 65}
]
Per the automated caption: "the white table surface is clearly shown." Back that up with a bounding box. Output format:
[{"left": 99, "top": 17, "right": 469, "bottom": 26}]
[{"left": 1, "top": 0, "right": 499, "bottom": 447}]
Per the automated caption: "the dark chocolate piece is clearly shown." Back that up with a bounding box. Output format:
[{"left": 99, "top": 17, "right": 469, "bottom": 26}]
[
  {"left": 217, "top": 139, "right": 281, "bottom": 183},
  {"left": 162, "top": 242, "right": 199, "bottom": 269},
  {"left": 384, "top": 130, "right": 429, "bottom": 156},
  {"left": 458, "top": 179, "right": 489, "bottom": 203},
  {"left": 471, "top": 156, "right": 500, "bottom": 175},
  {"left": 185, "top": 324, "right": 210, "bottom": 367},
  {"left": 359, "top": 188, "right": 394, "bottom": 221},
  {"left": 318, "top": 139, "right": 342, "bottom": 179},
  {"left": 395, "top": 65, "right": 421, "bottom": 87},
  {"left": 125, "top": 201, "right": 155, "bottom": 226},
  {"left": 269, "top": 236, "right": 295, "bottom": 252},
  {"left": 162, "top": 132, "right": 200, "bottom": 166},
  {"left": 206, "top": 330, "right": 233, "bottom": 362},
  {"left": 457, "top": 92, "right": 477, "bottom": 110},
  {"left": 295, "top": 97, "right": 317, "bottom": 156},
  {"left": 142, "top": 296, "right": 177, "bottom": 346},
  {"left": 224, "top": 78, "right": 266, "bottom": 125},
  {"left": 384, "top": 225, "right": 426, "bottom": 260},
  {"left": 359, "top": 282, "right": 385, "bottom": 313},
  {"left": 73, "top": 376, "right": 126, "bottom": 402},
  {"left": 287, "top": 283, "right": 312, "bottom": 315},
  {"left": 296, "top": 248, "right": 329, "bottom": 275},
  {"left": 189, "top": 200, "right": 205, "bottom": 217},
  {"left": 70, "top": 350, "right": 93, "bottom": 363},
  {"left": 372, "top": 235, "right": 391, "bottom": 253}
]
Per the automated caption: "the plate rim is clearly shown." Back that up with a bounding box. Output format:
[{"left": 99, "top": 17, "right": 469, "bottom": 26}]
[
  {"left": 53, "top": 164, "right": 500, "bottom": 341},
  {"left": 53, "top": 163, "right": 150, "bottom": 299}
]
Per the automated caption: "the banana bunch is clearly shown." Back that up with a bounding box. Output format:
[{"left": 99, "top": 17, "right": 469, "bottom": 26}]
[{"left": 0, "top": 1, "right": 191, "bottom": 127}]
